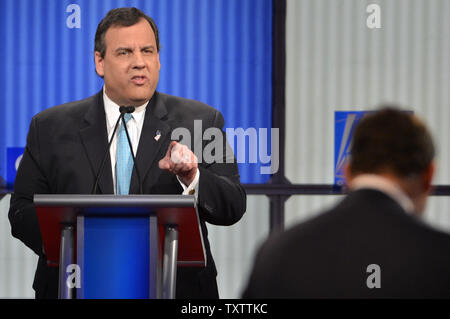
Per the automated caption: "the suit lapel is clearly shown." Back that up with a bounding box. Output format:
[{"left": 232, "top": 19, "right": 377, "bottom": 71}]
[
  {"left": 130, "top": 92, "right": 171, "bottom": 194},
  {"left": 79, "top": 91, "right": 114, "bottom": 194}
]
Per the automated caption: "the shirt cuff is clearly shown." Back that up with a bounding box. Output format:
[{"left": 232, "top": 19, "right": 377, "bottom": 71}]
[{"left": 176, "top": 169, "right": 200, "bottom": 202}]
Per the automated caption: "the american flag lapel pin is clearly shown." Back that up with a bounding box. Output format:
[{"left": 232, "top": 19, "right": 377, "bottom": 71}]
[{"left": 154, "top": 130, "right": 161, "bottom": 141}]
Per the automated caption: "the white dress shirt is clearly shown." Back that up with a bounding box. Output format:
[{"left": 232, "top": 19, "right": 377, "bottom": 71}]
[
  {"left": 350, "top": 174, "right": 415, "bottom": 214},
  {"left": 103, "top": 88, "right": 199, "bottom": 198}
]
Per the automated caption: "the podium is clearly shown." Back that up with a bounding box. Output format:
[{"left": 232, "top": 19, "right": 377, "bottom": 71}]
[{"left": 34, "top": 194, "right": 206, "bottom": 299}]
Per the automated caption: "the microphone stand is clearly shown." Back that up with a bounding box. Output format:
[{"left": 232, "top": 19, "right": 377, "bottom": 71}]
[
  {"left": 91, "top": 105, "right": 143, "bottom": 195},
  {"left": 91, "top": 112, "right": 124, "bottom": 194},
  {"left": 120, "top": 108, "right": 143, "bottom": 195}
]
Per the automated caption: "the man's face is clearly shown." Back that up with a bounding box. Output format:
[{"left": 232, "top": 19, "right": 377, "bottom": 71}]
[{"left": 95, "top": 18, "right": 160, "bottom": 106}]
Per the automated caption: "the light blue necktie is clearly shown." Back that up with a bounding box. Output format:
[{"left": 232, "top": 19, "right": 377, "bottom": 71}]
[{"left": 116, "top": 113, "right": 133, "bottom": 195}]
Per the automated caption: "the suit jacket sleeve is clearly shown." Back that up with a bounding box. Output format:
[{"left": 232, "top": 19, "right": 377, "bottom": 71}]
[
  {"left": 197, "top": 110, "right": 246, "bottom": 226},
  {"left": 9, "top": 116, "right": 48, "bottom": 256}
]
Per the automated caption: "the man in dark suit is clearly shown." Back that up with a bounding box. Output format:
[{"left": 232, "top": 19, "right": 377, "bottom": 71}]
[
  {"left": 243, "top": 108, "right": 450, "bottom": 298},
  {"left": 9, "top": 7, "right": 246, "bottom": 299}
]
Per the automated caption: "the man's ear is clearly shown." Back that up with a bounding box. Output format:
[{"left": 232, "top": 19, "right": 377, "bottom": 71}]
[
  {"left": 422, "top": 161, "right": 436, "bottom": 193},
  {"left": 157, "top": 52, "right": 161, "bottom": 71},
  {"left": 94, "top": 51, "right": 105, "bottom": 77},
  {"left": 344, "top": 162, "right": 354, "bottom": 187}
]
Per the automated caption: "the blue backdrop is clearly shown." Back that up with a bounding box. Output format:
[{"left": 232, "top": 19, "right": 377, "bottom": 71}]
[{"left": 0, "top": 0, "right": 273, "bottom": 187}]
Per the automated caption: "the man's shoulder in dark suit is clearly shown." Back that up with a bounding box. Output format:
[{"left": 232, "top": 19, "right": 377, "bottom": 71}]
[
  {"left": 32, "top": 93, "right": 98, "bottom": 124},
  {"left": 158, "top": 92, "right": 217, "bottom": 113},
  {"left": 157, "top": 92, "right": 224, "bottom": 128},
  {"left": 243, "top": 189, "right": 450, "bottom": 298}
]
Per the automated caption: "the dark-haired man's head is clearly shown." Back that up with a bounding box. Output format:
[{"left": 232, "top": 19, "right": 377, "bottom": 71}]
[
  {"left": 95, "top": 7, "right": 160, "bottom": 58},
  {"left": 94, "top": 7, "right": 161, "bottom": 106},
  {"left": 345, "top": 107, "right": 436, "bottom": 214}
]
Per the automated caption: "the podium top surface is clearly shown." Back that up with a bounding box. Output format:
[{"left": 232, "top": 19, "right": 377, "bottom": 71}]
[{"left": 34, "top": 194, "right": 196, "bottom": 208}]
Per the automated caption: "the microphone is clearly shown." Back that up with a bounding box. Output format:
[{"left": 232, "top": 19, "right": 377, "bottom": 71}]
[
  {"left": 91, "top": 105, "right": 141, "bottom": 194},
  {"left": 119, "top": 106, "right": 135, "bottom": 114}
]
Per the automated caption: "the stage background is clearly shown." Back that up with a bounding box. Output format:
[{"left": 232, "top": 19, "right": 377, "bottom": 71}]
[
  {"left": 0, "top": 0, "right": 272, "bottom": 185},
  {"left": 284, "top": 0, "right": 450, "bottom": 233}
]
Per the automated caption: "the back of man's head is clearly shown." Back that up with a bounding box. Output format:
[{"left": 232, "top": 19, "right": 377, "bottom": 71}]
[
  {"left": 347, "top": 107, "right": 436, "bottom": 213},
  {"left": 349, "top": 107, "right": 435, "bottom": 178}
]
